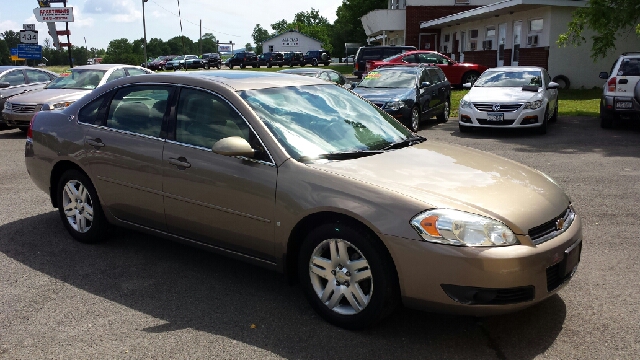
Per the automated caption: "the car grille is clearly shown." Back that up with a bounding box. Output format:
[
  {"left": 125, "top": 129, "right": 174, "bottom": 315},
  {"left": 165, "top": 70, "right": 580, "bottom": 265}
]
[
  {"left": 476, "top": 119, "right": 516, "bottom": 126},
  {"left": 441, "top": 284, "right": 535, "bottom": 305},
  {"left": 546, "top": 262, "right": 564, "bottom": 292},
  {"left": 10, "top": 104, "right": 38, "bottom": 113},
  {"left": 528, "top": 207, "right": 575, "bottom": 245},
  {"left": 473, "top": 103, "right": 523, "bottom": 112}
]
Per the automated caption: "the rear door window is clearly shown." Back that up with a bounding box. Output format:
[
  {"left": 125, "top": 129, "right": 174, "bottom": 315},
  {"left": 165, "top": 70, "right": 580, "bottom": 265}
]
[
  {"left": 25, "top": 69, "right": 53, "bottom": 83},
  {"left": 0, "top": 70, "right": 26, "bottom": 86},
  {"left": 106, "top": 85, "right": 172, "bottom": 138},
  {"left": 126, "top": 68, "right": 148, "bottom": 76},
  {"left": 106, "top": 68, "right": 126, "bottom": 83}
]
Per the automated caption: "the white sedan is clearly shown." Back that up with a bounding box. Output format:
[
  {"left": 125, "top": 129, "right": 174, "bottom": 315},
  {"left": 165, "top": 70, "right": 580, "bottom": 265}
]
[{"left": 458, "top": 66, "right": 559, "bottom": 134}]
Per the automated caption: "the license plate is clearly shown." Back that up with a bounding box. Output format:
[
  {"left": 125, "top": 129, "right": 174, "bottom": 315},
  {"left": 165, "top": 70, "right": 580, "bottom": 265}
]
[
  {"left": 563, "top": 240, "right": 582, "bottom": 277},
  {"left": 487, "top": 112, "right": 504, "bottom": 121},
  {"left": 615, "top": 101, "right": 632, "bottom": 109}
]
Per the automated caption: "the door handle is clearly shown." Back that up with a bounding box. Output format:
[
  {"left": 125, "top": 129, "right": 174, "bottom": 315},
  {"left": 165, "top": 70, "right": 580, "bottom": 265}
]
[
  {"left": 86, "top": 138, "right": 105, "bottom": 148},
  {"left": 169, "top": 157, "right": 191, "bottom": 169}
]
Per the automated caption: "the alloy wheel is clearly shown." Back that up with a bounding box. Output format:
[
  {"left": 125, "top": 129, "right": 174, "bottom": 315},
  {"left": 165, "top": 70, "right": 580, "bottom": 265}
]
[
  {"left": 411, "top": 108, "right": 420, "bottom": 132},
  {"left": 62, "top": 180, "right": 94, "bottom": 233},
  {"left": 308, "top": 238, "right": 373, "bottom": 315}
]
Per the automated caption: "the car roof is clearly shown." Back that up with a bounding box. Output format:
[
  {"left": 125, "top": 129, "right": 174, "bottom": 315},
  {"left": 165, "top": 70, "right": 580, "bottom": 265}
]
[
  {"left": 278, "top": 68, "right": 327, "bottom": 74},
  {"left": 69, "top": 64, "right": 131, "bottom": 70},
  {"left": 485, "top": 66, "right": 545, "bottom": 72},
  {"left": 0, "top": 66, "right": 28, "bottom": 72},
  {"left": 153, "top": 70, "right": 328, "bottom": 91}
]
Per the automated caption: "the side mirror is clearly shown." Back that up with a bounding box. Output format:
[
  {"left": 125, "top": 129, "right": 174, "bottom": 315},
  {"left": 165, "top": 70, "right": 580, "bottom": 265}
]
[
  {"left": 463, "top": 82, "right": 472, "bottom": 89},
  {"left": 547, "top": 81, "right": 560, "bottom": 90},
  {"left": 212, "top": 136, "right": 255, "bottom": 158},
  {"left": 599, "top": 72, "right": 609, "bottom": 79},
  {"left": 420, "top": 81, "right": 431, "bottom": 88},
  {"left": 0, "top": 82, "right": 11, "bottom": 89}
]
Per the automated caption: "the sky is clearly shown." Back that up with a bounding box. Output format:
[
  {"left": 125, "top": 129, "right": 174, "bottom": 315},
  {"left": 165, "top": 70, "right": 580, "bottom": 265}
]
[{"left": 0, "top": 0, "right": 344, "bottom": 50}]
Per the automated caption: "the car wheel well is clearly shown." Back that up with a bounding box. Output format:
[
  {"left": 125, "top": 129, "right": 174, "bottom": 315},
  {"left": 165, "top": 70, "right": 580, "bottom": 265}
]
[
  {"left": 50, "top": 161, "right": 87, "bottom": 208},
  {"left": 285, "top": 211, "right": 398, "bottom": 287}
]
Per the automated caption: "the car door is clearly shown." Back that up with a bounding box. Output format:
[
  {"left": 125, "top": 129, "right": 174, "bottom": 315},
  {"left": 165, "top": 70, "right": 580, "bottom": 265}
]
[
  {"left": 417, "top": 68, "right": 433, "bottom": 117},
  {"left": 82, "top": 84, "right": 173, "bottom": 230},
  {"left": 24, "top": 69, "right": 55, "bottom": 93},
  {"left": 162, "top": 86, "right": 278, "bottom": 261},
  {"left": 0, "top": 70, "right": 29, "bottom": 107},
  {"left": 426, "top": 68, "right": 444, "bottom": 114}
]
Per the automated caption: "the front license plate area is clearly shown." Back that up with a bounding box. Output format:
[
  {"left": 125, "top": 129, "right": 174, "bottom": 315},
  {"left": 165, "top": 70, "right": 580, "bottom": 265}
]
[
  {"left": 563, "top": 240, "right": 582, "bottom": 277},
  {"left": 615, "top": 101, "right": 632, "bottom": 109},
  {"left": 487, "top": 112, "right": 504, "bottom": 121}
]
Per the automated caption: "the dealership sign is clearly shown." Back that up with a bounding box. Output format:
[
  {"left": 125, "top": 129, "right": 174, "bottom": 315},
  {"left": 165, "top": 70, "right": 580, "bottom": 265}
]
[
  {"left": 33, "top": 7, "right": 74, "bottom": 22},
  {"left": 219, "top": 45, "right": 231, "bottom": 52},
  {"left": 281, "top": 37, "right": 299, "bottom": 47}
]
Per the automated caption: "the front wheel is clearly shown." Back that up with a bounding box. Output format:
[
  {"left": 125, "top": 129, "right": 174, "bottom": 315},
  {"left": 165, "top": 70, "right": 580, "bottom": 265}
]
[
  {"left": 56, "top": 170, "right": 108, "bottom": 244},
  {"left": 216, "top": 63, "right": 221, "bottom": 69},
  {"left": 436, "top": 100, "right": 450, "bottom": 123},
  {"left": 534, "top": 107, "right": 549, "bottom": 135},
  {"left": 312, "top": 59, "right": 318, "bottom": 66},
  {"left": 240, "top": 63, "right": 246, "bottom": 69},
  {"left": 461, "top": 71, "right": 481, "bottom": 86},
  {"left": 407, "top": 106, "right": 420, "bottom": 132},
  {"left": 549, "top": 103, "right": 558, "bottom": 122},
  {"left": 267, "top": 62, "right": 272, "bottom": 68},
  {"left": 298, "top": 223, "right": 399, "bottom": 330},
  {"left": 229, "top": 64, "right": 234, "bottom": 69}
]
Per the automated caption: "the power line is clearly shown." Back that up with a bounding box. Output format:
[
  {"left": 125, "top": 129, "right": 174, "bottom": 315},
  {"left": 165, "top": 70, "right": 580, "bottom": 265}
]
[{"left": 148, "top": 0, "right": 241, "bottom": 38}]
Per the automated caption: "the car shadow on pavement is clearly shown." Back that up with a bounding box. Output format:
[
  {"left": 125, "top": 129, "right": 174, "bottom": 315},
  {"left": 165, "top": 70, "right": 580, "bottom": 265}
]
[
  {"left": 0, "top": 129, "right": 24, "bottom": 139},
  {"left": 0, "top": 212, "right": 567, "bottom": 360}
]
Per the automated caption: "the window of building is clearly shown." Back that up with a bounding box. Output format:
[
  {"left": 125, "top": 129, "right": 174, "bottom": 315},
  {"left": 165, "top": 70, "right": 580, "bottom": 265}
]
[
  {"left": 469, "top": 29, "right": 478, "bottom": 51},
  {"left": 444, "top": 33, "right": 450, "bottom": 43},
  {"left": 486, "top": 26, "right": 496, "bottom": 38},
  {"left": 268, "top": 45, "right": 273, "bottom": 52},
  {"left": 530, "top": 19, "right": 543, "bottom": 32}
]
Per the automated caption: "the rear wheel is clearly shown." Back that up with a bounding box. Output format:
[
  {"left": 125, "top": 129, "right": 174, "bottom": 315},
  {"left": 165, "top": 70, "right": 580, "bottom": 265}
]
[
  {"left": 312, "top": 59, "right": 318, "bottom": 66},
  {"left": 56, "top": 170, "right": 108, "bottom": 244},
  {"left": 267, "top": 62, "right": 272, "bottom": 68},
  {"left": 298, "top": 223, "right": 399, "bottom": 330},
  {"left": 462, "top": 71, "right": 481, "bottom": 86},
  {"left": 229, "top": 64, "right": 234, "bottom": 69},
  {"left": 436, "top": 100, "right": 450, "bottom": 123},
  {"left": 240, "top": 63, "right": 246, "bottom": 69}
]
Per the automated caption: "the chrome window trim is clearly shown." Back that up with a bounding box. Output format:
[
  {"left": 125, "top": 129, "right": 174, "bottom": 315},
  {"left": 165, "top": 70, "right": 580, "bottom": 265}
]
[
  {"left": 82, "top": 123, "right": 166, "bottom": 142},
  {"left": 164, "top": 139, "right": 275, "bottom": 167}
]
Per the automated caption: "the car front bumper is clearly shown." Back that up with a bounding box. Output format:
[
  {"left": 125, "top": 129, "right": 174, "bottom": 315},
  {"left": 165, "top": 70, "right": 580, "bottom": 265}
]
[
  {"left": 459, "top": 104, "right": 547, "bottom": 128},
  {"left": 383, "top": 213, "right": 582, "bottom": 316},
  {"left": 2, "top": 106, "right": 42, "bottom": 127}
]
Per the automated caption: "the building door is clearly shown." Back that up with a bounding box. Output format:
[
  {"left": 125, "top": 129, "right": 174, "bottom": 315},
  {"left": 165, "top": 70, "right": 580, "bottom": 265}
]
[
  {"left": 452, "top": 32, "right": 459, "bottom": 61},
  {"left": 421, "top": 34, "right": 437, "bottom": 51},
  {"left": 460, "top": 31, "right": 466, "bottom": 63},
  {"left": 498, "top": 23, "right": 507, "bottom": 67},
  {"left": 512, "top": 21, "right": 522, "bottom": 66}
]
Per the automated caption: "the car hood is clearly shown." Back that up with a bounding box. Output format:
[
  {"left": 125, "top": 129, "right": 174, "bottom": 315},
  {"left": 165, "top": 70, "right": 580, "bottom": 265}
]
[
  {"left": 465, "top": 86, "right": 541, "bottom": 103},
  {"left": 307, "top": 141, "right": 569, "bottom": 234},
  {"left": 8, "top": 88, "right": 91, "bottom": 105},
  {"left": 352, "top": 87, "right": 414, "bottom": 103}
]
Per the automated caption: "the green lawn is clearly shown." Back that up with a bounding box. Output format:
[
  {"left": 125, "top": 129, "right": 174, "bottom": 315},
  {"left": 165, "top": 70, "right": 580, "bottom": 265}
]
[{"left": 449, "top": 88, "right": 601, "bottom": 118}]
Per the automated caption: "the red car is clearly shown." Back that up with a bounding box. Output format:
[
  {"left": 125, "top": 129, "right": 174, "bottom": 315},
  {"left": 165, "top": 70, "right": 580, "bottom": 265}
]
[{"left": 366, "top": 51, "right": 488, "bottom": 86}]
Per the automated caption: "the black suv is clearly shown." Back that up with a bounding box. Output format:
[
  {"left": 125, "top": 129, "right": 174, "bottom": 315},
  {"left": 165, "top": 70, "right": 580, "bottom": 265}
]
[
  {"left": 258, "top": 52, "right": 284, "bottom": 68},
  {"left": 353, "top": 45, "right": 417, "bottom": 79},
  {"left": 303, "top": 50, "right": 331, "bottom": 66},
  {"left": 352, "top": 64, "right": 451, "bottom": 132},
  {"left": 225, "top": 51, "right": 259, "bottom": 69},
  {"left": 202, "top": 53, "right": 222, "bottom": 69},
  {"left": 283, "top": 52, "right": 304, "bottom": 67}
]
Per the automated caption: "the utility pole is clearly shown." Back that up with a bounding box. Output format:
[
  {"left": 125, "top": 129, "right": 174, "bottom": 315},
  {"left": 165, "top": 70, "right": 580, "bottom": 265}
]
[
  {"left": 63, "top": 0, "right": 72, "bottom": 68},
  {"left": 142, "top": 0, "right": 148, "bottom": 67},
  {"left": 199, "top": 19, "right": 202, "bottom": 55}
]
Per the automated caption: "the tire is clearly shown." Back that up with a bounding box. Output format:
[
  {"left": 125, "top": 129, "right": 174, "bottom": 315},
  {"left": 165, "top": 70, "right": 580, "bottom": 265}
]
[
  {"left": 552, "top": 75, "right": 570, "bottom": 90},
  {"left": 240, "top": 63, "right": 246, "bottom": 69},
  {"left": 407, "top": 106, "right": 420, "bottom": 132},
  {"left": 325, "top": 62, "right": 330, "bottom": 66},
  {"left": 267, "top": 62, "right": 272, "bottom": 68},
  {"left": 229, "top": 64, "right": 234, "bottom": 69},
  {"left": 205, "top": 63, "right": 209, "bottom": 70},
  {"left": 289, "top": 62, "right": 293, "bottom": 67},
  {"left": 56, "top": 169, "right": 108, "bottom": 244},
  {"left": 216, "top": 63, "right": 221, "bottom": 69},
  {"left": 549, "top": 103, "right": 558, "bottom": 123},
  {"left": 279, "top": 64, "right": 283, "bottom": 68},
  {"left": 535, "top": 107, "right": 549, "bottom": 135},
  {"left": 161, "top": 65, "right": 166, "bottom": 71},
  {"left": 312, "top": 59, "right": 318, "bottom": 67},
  {"left": 461, "top": 71, "right": 481, "bottom": 86},
  {"left": 298, "top": 223, "right": 399, "bottom": 330},
  {"left": 459, "top": 124, "right": 472, "bottom": 133},
  {"left": 437, "top": 100, "right": 451, "bottom": 123}
]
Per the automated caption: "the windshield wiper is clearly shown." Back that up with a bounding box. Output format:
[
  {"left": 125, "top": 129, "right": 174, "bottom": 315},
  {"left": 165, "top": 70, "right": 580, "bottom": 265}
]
[
  {"left": 382, "top": 136, "right": 426, "bottom": 150},
  {"left": 298, "top": 150, "right": 384, "bottom": 162}
]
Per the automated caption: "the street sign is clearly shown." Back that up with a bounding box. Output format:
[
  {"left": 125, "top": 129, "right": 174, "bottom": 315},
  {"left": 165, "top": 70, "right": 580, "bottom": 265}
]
[
  {"left": 10, "top": 48, "right": 18, "bottom": 56},
  {"left": 33, "top": 7, "right": 74, "bottom": 22},
  {"left": 20, "top": 30, "right": 38, "bottom": 44},
  {"left": 17, "top": 44, "right": 43, "bottom": 59},
  {"left": 23, "top": 24, "right": 36, "bottom": 30}
]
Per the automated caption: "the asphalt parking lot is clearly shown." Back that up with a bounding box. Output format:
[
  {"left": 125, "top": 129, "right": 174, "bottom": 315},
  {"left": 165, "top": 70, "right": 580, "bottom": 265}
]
[{"left": 1, "top": 116, "right": 639, "bottom": 359}]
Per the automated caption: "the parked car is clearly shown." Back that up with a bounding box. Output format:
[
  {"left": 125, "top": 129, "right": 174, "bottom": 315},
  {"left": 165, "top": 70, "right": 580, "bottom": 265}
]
[
  {"left": 365, "top": 50, "right": 488, "bottom": 86},
  {"left": 353, "top": 45, "right": 417, "bottom": 79},
  {"left": 257, "top": 52, "right": 284, "bottom": 68},
  {"left": 599, "top": 52, "right": 640, "bottom": 128},
  {"left": 458, "top": 66, "right": 559, "bottom": 134},
  {"left": 282, "top": 51, "right": 304, "bottom": 67},
  {"left": 3, "top": 64, "right": 151, "bottom": 130},
  {"left": 165, "top": 55, "right": 202, "bottom": 71},
  {"left": 0, "top": 66, "right": 58, "bottom": 131},
  {"left": 202, "top": 53, "right": 222, "bottom": 70},
  {"left": 25, "top": 70, "right": 582, "bottom": 330},
  {"left": 147, "top": 55, "right": 178, "bottom": 71},
  {"left": 303, "top": 50, "right": 331, "bottom": 66},
  {"left": 278, "top": 68, "right": 349, "bottom": 87},
  {"left": 225, "top": 51, "right": 259, "bottom": 69},
  {"left": 352, "top": 64, "right": 451, "bottom": 132}
]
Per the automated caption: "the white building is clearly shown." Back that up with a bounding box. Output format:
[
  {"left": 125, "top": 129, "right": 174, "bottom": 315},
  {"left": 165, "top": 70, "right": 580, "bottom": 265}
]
[
  {"left": 361, "top": 0, "right": 640, "bottom": 88},
  {"left": 262, "top": 30, "right": 324, "bottom": 53}
]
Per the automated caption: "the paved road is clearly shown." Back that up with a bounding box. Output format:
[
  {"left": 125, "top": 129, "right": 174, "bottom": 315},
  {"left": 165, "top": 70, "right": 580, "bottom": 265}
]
[{"left": 1, "top": 116, "right": 639, "bottom": 359}]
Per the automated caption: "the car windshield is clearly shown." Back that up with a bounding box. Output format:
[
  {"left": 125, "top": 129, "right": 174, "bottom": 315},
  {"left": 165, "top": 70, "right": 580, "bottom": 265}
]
[
  {"left": 173, "top": 56, "right": 185, "bottom": 61},
  {"left": 382, "top": 54, "right": 402, "bottom": 62},
  {"left": 239, "top": 84, "right": 413, "bottom": 161},
  {"left": 474, "top": 70, "right": 543, "bottom": 87},
  {"left": 357, "top": 70, "right": 416, "bottom": 88},
  {"left": 45, "top": 69, "right": 106, "bottom": 90}
]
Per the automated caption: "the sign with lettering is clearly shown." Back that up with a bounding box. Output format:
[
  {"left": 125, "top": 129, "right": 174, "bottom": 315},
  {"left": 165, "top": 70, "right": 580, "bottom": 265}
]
[
  {"left": 23, "top": 24, "right": 36, "bottom": 30},
  {"left": 33, "top": 7, "right": 74, "bottom": 22},
  {"left": 281, "top": 37, "right": 299, "bottom": 47},
  {"left": 17, "top": 44, "right": 43, "bottom": 59},
  {"left": 219, "top": 45, "right": 231, "bottom": 52},
  {"left": 20, "top": 30, "right": 38, "bottom": 44}
]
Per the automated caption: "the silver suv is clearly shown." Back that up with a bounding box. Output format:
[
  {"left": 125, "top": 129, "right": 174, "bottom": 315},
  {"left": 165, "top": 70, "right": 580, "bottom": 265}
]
[{"left": 599, "top": 52, "right": 640, "bottom": 128}]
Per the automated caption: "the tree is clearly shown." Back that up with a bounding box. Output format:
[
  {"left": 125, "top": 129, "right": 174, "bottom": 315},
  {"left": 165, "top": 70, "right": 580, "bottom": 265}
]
[
  {"left": 245, "top": 43, "right": 253, "bottom": 52},
  {"left": 200, "top": 33, "right": 217, "bottom": 54},
  {"left": 252, "top": 24, "right": 271, "bottom": 54},
  {"left": 558, "top": 0, "right": 640, "bottom": 60},
  {"left": 103, "top": 38, "right": 142, "bottom": 65},
  {"left": 330, "top": 0, "right": 387, "bottom": 57},
  {"left": 0, "top": 39, "right": 9, "bottom": 65},
  {"left": 0, "top": 30, "right": 20, "bottom": 50}
]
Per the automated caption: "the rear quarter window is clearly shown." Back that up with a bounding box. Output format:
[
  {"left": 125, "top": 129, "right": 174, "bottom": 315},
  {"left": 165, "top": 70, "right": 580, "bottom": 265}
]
[{"left": 618, "top": 58, "right": 640, "bottom": 76}]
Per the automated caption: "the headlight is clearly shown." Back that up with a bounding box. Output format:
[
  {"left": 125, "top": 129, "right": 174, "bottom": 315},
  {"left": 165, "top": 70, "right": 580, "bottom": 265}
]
[
  {"left": 4, "top": 102, "right": 11, "bottom": 110},
  {"left": 524, "top": 100, "right": 543, "bottom": 110},
  {"left": 385, "top": 100, "right": 405, "bottom": 111},
  {"left": 50, "top": 101, "right": 74, "bottom": 110},
  {"left": 410, "top": 209, "right": 518, "bottom": 247},
  {"left": 459, "top": 99, "right": 472, "bottom": 109}
]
